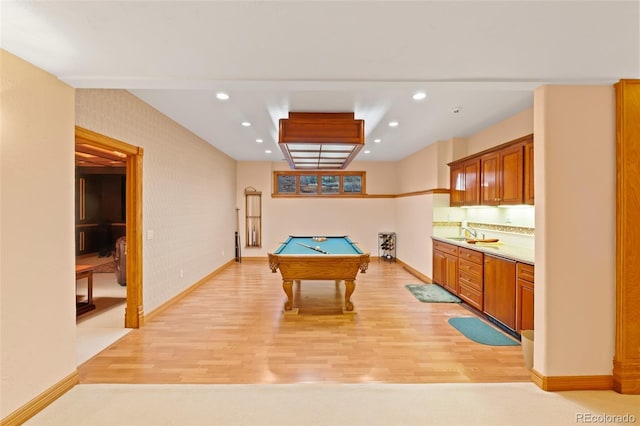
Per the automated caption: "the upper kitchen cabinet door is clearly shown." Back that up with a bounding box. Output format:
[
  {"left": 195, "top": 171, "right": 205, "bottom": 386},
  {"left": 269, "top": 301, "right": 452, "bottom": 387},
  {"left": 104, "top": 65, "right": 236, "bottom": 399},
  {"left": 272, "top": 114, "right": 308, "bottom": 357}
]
[
  {"left": 481, "top": 152, "right": 499, "bottom": 206},
  {"left": 463, "top": 158, "right": 481, "bottom": 206},
  {"left": 449, "top": 162, "right": 465, "bottom": 207},
  {"left": 499, "top": 143, "right": 525, "bottom": 205},
  {"left": 524, "top": 139, "right": 534, "bottom": 205}
]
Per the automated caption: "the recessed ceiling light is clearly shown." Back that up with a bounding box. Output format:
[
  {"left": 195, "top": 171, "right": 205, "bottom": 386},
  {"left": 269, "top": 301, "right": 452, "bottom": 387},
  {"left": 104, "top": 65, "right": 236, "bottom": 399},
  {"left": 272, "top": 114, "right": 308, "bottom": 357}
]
[
  {"left": 374, "top": 139, "right": 382, "bottom": 143},
  {"left": 265, "top": 150, "right": 272, "bottom": 154},
  {"left": 256, "top": 139, "right": 263, "bottom": 143},
  {"left": 241, "top": 121, "right": 251, "bottom": 127},
  {"left": 388, "top": 121, "right": 399, "bottom": 127},
  {"left": 216, "top": 92, "right": 229, "bottom": 100},
  {"left": 364, "top": 150, "right": 371, "bottom": 154},
  {"left": 412, "top": 91, "right": 427, "bottom": 101}
]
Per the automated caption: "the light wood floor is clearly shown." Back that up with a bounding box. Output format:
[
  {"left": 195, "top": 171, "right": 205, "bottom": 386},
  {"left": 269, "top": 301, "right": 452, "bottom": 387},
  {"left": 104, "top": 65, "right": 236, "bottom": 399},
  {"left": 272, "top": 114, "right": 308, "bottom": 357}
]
[{"left": 78, "top": 259, "right": 531, "bottom": 384}]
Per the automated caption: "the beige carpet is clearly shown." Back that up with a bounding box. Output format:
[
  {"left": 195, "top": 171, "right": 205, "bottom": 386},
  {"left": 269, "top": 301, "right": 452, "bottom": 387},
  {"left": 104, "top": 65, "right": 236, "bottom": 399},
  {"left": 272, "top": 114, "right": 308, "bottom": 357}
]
[
  {"left": 76, "top": 272, "right": 129, "bottom": 365},
  {"left": 25, "top": 383, "right": 640, "bottom": 426}
]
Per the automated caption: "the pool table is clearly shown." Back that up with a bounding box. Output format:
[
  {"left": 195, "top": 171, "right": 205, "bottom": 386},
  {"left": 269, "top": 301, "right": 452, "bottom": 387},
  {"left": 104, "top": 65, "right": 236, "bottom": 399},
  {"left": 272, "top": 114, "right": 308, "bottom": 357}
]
[{"left": 268, "top": 236, "right": 370, "bottom": 313}]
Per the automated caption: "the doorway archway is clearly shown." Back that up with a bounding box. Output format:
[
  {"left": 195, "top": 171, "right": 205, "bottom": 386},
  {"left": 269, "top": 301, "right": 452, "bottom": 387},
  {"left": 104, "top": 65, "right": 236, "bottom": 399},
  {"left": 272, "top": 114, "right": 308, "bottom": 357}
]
[{"left": 76, "top": 126, "right": 144, "bottom": 328}]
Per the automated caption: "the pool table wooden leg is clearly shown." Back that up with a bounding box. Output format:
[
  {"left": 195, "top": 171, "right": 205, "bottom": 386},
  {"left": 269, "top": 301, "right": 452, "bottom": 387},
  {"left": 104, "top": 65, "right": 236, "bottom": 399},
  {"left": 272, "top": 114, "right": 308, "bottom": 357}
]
[
  {"left": 282, "top": 279, "right": 294, "bottom": 311},
  {"left": 344, "top": 279, "right": 356, "bottom": 311}
]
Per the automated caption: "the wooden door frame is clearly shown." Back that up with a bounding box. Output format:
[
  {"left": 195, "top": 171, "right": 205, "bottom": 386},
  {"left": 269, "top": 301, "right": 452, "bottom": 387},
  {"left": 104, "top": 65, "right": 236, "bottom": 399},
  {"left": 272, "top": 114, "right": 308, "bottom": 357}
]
[
  {"left": 614, "top": 80, "right": 640, "bottom": 393},
  {"left": 76, "top": 126, "right": 144, "bottom": 328}
]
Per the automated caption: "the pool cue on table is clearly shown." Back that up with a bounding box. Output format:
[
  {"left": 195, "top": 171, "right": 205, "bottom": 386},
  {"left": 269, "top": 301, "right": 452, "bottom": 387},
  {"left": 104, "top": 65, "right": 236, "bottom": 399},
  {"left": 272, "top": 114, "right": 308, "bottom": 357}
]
[{"left": 296, "top": 242, "right": 329, "bottom": 254}]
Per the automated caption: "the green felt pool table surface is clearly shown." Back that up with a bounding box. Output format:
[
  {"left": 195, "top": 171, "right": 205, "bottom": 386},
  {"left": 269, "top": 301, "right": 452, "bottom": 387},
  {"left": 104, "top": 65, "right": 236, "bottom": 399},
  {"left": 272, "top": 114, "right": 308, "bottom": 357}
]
[{"left": 274, "top": 236, "right": 363, "bottom": 255}]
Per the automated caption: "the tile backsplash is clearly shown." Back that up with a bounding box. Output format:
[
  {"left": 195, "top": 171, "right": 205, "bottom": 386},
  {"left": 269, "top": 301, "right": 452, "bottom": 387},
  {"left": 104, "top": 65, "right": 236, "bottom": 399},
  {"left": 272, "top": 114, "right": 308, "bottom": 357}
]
[{"left": 432, "top": 195, "right": 535, "bottom": 249}]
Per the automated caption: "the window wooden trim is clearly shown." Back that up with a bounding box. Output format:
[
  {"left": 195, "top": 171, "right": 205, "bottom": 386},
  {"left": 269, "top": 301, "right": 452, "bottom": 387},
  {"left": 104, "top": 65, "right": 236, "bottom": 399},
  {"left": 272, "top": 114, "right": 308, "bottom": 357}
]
[{"left": 272, "top": 171, "right": 366, "bottom": 196}]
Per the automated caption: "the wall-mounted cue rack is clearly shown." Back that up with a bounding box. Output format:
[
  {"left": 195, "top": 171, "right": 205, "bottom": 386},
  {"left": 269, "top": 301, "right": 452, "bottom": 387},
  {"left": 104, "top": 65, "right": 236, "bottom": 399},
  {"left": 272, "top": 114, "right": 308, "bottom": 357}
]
[{"left": 245, "top": 187, "right": 262, "bottom": 248}]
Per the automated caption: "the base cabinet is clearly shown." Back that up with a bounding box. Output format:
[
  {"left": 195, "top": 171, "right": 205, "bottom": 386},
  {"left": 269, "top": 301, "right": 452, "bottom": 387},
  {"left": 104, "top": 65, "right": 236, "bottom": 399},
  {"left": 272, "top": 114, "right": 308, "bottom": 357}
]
[
  {"left": 443, "top": 253, "right": 458, "bottom": 294},
  {"left": 483, "top": 254, "right": 516, "bottom": 330},
  {"left": 457, "top": 247, "right": 484, "bottom": 310},
  {"left": 516, "top": 262, "right": 535, "bottom": 332},
  {"left": 432, "top": 241, "right": 458, "bottom": 294},
  {"left": 432, "top": 239, "right": 531, "bottom": 335}
]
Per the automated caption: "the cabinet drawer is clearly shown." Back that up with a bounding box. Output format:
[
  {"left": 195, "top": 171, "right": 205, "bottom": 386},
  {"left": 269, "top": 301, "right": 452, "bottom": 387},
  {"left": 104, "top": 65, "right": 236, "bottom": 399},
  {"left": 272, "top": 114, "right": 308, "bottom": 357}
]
[
  {"left": 458, "top": 258, "right": 482, "bottom": 276},
  {"left": 459, "top": 269, "right": 483, "bottom": 291},
  {"left": 517, "top": 262, "right": 535, "bottom": 283},
  {"left": 459, "top": 284, "right": 483, "bottom": 311},
  {"left": 433, "top": 241, "right": 459, "bottom": 256},
  {"left": 459, "top": 247, "right": 483, "bottom": 264}
]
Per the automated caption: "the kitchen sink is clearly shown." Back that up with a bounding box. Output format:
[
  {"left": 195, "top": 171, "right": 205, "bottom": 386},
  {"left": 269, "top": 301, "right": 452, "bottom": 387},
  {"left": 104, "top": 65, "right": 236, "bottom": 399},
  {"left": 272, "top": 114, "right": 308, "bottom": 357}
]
[{"left": 446, "top": 237, "right": 468, "bottom": 241}]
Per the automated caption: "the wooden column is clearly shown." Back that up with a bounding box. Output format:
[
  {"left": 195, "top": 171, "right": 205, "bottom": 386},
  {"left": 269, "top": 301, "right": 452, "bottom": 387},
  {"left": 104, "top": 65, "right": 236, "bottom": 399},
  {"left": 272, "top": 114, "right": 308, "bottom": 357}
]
[
  {"left": 125, "top": 148, "right": 144, "bottom": 328},
  {"left": 614, "top": 79, "right": 640, "bottom": 394}
]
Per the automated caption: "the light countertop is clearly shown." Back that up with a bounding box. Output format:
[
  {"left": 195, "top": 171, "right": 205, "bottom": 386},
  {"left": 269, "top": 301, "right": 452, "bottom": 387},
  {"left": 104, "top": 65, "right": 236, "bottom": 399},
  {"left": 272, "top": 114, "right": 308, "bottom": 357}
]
[{"left": 431, "top": 236, "right": 534, "bottom": 264}]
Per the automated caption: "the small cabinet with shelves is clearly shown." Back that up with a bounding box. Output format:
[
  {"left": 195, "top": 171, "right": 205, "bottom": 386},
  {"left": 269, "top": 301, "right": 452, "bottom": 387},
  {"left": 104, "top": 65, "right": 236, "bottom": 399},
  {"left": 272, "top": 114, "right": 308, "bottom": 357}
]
[{"left": 244, "top": 187, "right": 262, "bottom": 248}]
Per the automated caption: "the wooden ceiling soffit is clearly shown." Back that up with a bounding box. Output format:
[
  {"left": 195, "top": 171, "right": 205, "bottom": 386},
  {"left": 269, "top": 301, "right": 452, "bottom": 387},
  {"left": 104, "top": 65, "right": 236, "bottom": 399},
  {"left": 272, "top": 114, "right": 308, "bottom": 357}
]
[
  {"left": 278, "top": 112, "right": 365, "bottom": 170},
  {"left": 75, "top": 143, "right": 127, "bottom": 167}
]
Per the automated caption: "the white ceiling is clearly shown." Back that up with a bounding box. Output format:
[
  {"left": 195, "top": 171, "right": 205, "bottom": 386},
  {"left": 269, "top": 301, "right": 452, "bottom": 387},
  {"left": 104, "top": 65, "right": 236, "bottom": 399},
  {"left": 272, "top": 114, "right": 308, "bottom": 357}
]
[{"left": 2, "top": 1, "right": 638, "bottom": 162}]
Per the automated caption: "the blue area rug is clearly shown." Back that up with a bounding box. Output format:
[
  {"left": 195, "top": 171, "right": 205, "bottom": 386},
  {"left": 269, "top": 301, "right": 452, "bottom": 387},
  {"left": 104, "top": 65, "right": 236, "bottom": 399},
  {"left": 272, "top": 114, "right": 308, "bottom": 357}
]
[
  {"left": 448, "top": 317, "right": 520, "bottom": 346},
  {"left": 405, "top": 284, "right": 461, "bottom": 303}
]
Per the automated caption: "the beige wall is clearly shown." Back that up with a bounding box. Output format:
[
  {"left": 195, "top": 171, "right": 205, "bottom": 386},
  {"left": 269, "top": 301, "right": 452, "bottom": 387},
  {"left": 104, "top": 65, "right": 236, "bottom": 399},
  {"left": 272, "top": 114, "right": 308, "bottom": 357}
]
[
  {"left": 396, "top": 142, "right": 441, "bottom": 193},
  {"left": 1, "top": 50, "right": 77, "bottom": 417},
  {"left": 533, "top": 85, "right": 616, "bottom": 376},
  {"left": 465, "top": 107, "right": 534, "bottom": 157},
  {"left": 271, "top": 160, "right": 400, "bottom": 194},
  {"left": 76, "top": 90, "right": 237, "bottom": 311},
  {"left": 237, "top": 161, "right": 396, "bottom": 257},
  {"left": 395, "top": 194, "right": 435, "bottom": 274}
]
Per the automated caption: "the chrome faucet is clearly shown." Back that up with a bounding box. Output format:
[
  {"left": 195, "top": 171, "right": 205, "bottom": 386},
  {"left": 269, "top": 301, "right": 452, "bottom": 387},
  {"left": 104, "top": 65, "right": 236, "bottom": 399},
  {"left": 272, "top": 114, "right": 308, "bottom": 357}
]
[{"left": 461, "top": 226, "right": 478, "bottom": 239}]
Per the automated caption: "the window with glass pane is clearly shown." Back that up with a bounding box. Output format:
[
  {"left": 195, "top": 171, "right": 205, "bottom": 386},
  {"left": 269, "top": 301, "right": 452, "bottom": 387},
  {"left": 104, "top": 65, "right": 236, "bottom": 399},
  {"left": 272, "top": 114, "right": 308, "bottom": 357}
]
[
  {"left": 321, "top": 175, "right": 340, "bottom": 193},
  {"left": 299, "top": 175, "right": 318, "bottom": 194},
  {"left": 277, "top": 175, "right": 297, "bottom": 194},
  {"left": 273, "top": 171, "right": 365, "bottom": 196},
  {"left": 343, "top": 175, "right": 362, "bottom": 193}
]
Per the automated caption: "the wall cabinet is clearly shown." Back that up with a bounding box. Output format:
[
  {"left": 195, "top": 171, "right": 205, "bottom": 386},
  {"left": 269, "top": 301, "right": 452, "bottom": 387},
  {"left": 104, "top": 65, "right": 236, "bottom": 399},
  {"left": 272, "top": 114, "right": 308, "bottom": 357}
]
[
  {"left": 432, "top": 241, "right": 458, "bottom": 294},
  {"left": 449, "top": 158, "right": 480, "bottom": 207},
  {"left": 516, "top": 262, "right": 535, "bottom": 332},
  {"left": 449, "top": 163, "right": 464, "bottom": 207},
  {"left": 75, "top": 171, "right": 126, "bottom": 256},
  {"left": 481, "top": 143, "right": 524, "bottom": 206},
  {"left": 448, "top": 134, "right": 533, "bottom": 207},
  {"left": 483, "top": 254, "right": 517, "bottom": 330},
  {"left": 524, "top": 140, "right": 534, "bottom": 205},
  {"left": 463, "top": 159, "right": 481, "bottom": 206},
  {"left": 76, "top": 225, "right": 99, "bottom": 255}
]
